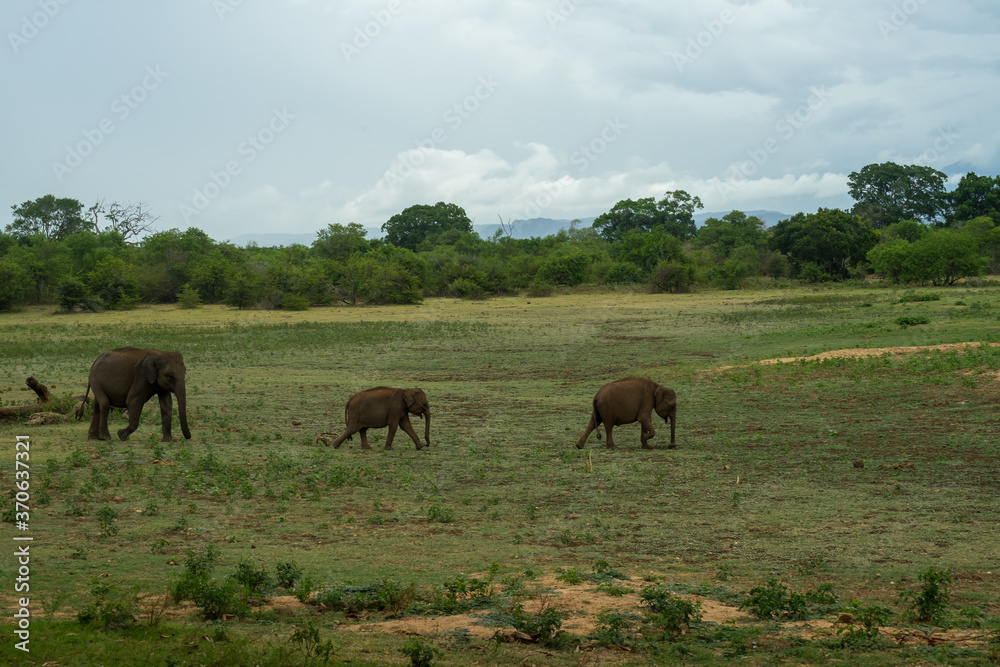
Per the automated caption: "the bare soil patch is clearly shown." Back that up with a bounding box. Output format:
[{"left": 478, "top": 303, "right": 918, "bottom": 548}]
[{"left": 713, "top": 342, "right": 1000, "bottom": 371}]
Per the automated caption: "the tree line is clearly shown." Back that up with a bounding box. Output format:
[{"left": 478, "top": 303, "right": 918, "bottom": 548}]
[{"left": 1, "top": 163, "right": 998, "bottom": 312}]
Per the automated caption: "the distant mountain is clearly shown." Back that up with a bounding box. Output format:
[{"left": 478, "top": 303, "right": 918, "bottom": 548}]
[
  {"left": 475, "top": 217, "right": 597, "bottom": 239},
  {"left": 224, "top": 229, "right": 381, "bottom": 247}
]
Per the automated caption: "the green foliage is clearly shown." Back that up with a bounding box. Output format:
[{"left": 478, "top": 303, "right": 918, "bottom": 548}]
[
  {"left": 555, "top": 568, "right": 584, "bottom": 585},
  {"left": 948, "top": 172, "right": 1000, "bottom": 224},
  {"left": 281, "top": 293, "right": 311, "bottom": 310},
  {"left": 649, "top": 259, "right": 694, "bottom": 293},
  {"left": 715, "top": 258, "right": 749, "bottom": 289},
  {"left": 593, "top": 190, "right": 702, "bottom": 242},
  {"left": 176, "top": 283, "right": 202, "bottom": 309},
  {"left": 76, "top": 579, "right": 138, "bottom": 629},
  {"left": 848, "top": 161, "right": 948, "bottom": 227},
  {"left": 447, "top": 276, "right": 487, "bottom": 299},
  {"left": 8, "top": 195, "right": 91, "bottom": 240},
  {"left": 96, "top": 505, "right": 118, "bottom": 537},
  {"left": 535, "top": 251, "right": 591, "bottom": 286},
  {"left": 229, "top": 558, "right": 272, "bottom": 603},
  {"left": 739, "top": 579, "right": 838, "bottom": 621},
  {"left": 0, "top": 259, "right": 31, "bottom": 311},
  {"left": 275, "top": 562, "right": 303, "bottom": 590},
  {"left": 639, "top": 584, "right": 704, "bottom": 634},
  {"left": 592, "top": 610, "right": 642, "bottom": 647},
  {"left": 603, "top": 261, "right": 645, "bottom": 284},
  {"left": 426, "top": 504, "right": 455, "bottom": 523},
  {"left": 525, "top": 276, "right": 554, "bottom": 297},
  {"left": 770, "top": 208, "right": 878, "bottom": 279},
  {"left": 900, "top": 567, "right": 952, "bottom": 624},
  {"left": 289, "top": 619, "right": 337, "bottom": 663},
  {"left": 895, "top": 315, "right": 930, "bottom": 327},
  {"left": 897, "top": 292, "right": 940, "bottom": 303},
  {"left": 833, "top": 600, "right": 893, "bottom": 650},
  {"left": 509, "top": 604, "right": 569, "bottom": 646},
  {"left": 382, "top": 202, "right": 473, "bottom": 251},
  {"left": 400, "top": 636, "right": 440, "bottom": 667},
  {"left": 312, "top": 579, "right": 415, "bottom": 616}
]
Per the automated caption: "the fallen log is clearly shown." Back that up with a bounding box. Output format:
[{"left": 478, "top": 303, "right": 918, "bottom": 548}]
[{"left": 0, "top": 377, "right": 56, "bottom": 420}]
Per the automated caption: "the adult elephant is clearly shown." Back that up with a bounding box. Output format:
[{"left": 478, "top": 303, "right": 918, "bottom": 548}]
[
  {"left": 327, "top": 387, "right": 430, "bottom": 450},
  {"left": 76, "top": 347, "right": 191, "bottom": 442},
  {"left": 575, "top": 377, "right": 675, "bottom": 450}
]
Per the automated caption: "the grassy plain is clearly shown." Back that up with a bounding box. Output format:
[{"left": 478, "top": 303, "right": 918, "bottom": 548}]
[{"left": 2, "top": 283, "right": 999, "bottom": 665}]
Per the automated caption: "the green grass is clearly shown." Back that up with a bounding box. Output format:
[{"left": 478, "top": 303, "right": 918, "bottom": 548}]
[{"left": 2, "top": 285, "right": 999, "bottom": 664}]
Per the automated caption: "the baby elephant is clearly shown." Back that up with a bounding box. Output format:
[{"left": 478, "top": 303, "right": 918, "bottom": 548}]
[
  {"left": 327, "top": 387, "right": 430, "bottom": 450},
  {"left": 575, "top": 377, "right": 676, "bottom": 450}
]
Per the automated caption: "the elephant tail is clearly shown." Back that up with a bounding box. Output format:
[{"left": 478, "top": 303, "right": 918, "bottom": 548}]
[
  {"left": 75, "top": 382, "right": 91, "bottom": 420},
  {"left": 592, "top": 398, "right": 604, "bottom": 440}
]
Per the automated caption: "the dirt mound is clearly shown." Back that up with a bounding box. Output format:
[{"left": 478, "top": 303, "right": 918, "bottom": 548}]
[{"left": 714, "top": 342, "right": 1000, "bottom": 371}]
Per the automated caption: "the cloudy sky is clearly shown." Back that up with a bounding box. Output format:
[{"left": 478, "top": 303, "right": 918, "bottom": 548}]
[{"left": 3, "top": 0, "right": 998, "bottom": 242}]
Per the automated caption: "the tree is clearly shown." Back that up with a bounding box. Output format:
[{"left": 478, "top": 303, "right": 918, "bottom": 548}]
[
  {"left": 947, "top": 172, "right": 1000, "bottom": 225},
  {"left": 769, "top": 208, "right": 878, "bottom": 279},
  {"left": 381, "top": 202, "right": 472, "bottom": 251},
  {"left": 693, "top": 210, "right": 768, "bottom": 256},
  {"left": 87, "top": 200, "right": 160, "bottom": 242},
  {"left": 0, "top": 259, "right": 31, "bottom": 310},
  {"left": 847, "top": 162, "right": 947, "bottom": 227},
  {"left": 311, "top": 223, "right": 369, "bottom": 260},
  {"left": 614, "top": 227, "right": 686, "bottom": 272},
  {"left": 867, "top": 230, "right": 986, "bottom": 285},
  {"left": 8, "top": 195, "right": 91, "bottom": 240},
  {"left": 593, "top": 190, "right": 702, "bottom": 242}
]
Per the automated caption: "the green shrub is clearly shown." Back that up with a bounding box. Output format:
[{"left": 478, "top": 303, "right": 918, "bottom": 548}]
[
  {"left": 738, "top": 579, "right": 836, "bottom": 620},
  {"left": 312, "top": 579, "right": 415, "bottom": 616},
  {"left": 639, "top": 585, "right": 703, "bottom": 634},
  {"left": 897, "top": 292, "right": 940, "bottom": 303},
  {"left": 526, "top": 277, "right": 554, "bottom": 297},
  {"left": 604, "top": 261, "right": 645, "bottom": 285},
  {"left": 58, "top": 277, "right": 99, "bottom": 312},
  {"left": 176, "top": 283, "right": 202, "bottom": 309},
  {"left": 448, "top": 277, "right": 487, "bottom": 299},
  {"left": 895, "top": 315, "right": 930, "bottom": 327},
  {"left": 281, "top": 293, "right": 311, "bottom": 311},
  {"left": 649, "top": 260, "right": 694, "bottom": 293},
  {"left": 715, "top": 258, "right": 749, "bottom": 290},
  {"left": 427, "top": 505, "right": 455, "bottom": 523},
  {"left": 275, "top": 562, "right": 303, "bottom": 590},
  {"left": 509, "top": 604, "right": 569, "bottom": 646},
  {"left": 555, "top": 568, "right": 584, "bottom": 585},
  {"left": 76, "top": 579, "right": 138, "bottom": 629},
  {"left": 96, "top": 505, "right": 118, "bottom": 537},
  {"left": 400, "top": 636, "right": 439, "bottom": 667},
  {"left": 592, "top": 610, "right": 642, "bottom": 647},
  {"left": 229, "top": 559, "right": 271, "bottom": 604},
  {"left": 900, "top": 567, "right": 951, "bottom": 624}
]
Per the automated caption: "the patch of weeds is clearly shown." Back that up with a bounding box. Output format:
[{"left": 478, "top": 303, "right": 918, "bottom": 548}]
[
  {"left": 275, "top": 561, "right": 303, "bottom": 590},
  {"left": 897, "top": 292, "right": 940, "bottom": 303},
  {"left": 76, "top": 579, "right": 138, "bottom": 629},
  {"left": 952, "top": 605, "right": 986, "bottom": 629},
  {"left": 509, "top": 603, "right": 573, "bottom": 648},
  {"left": 640, "top": 585, "right": 703, "bottom": 636},
  {"left": 426, "top": 504, "right": 455, "bottom": 523},
  {"left": 715, "top": 565, "right": 733, "bottom": 581},
  {"left": 429, "top": 574, "right": 496, "bottom": 614},
  {"left": 96, "top": 505, "right": 118, "bottom": 537},
  {"left": 588, "top": 559, "right": 628, "bottom": 584},
  {"left": 596, "top": 582, "right": 631, "bottom": 597},
  {"left": 592, "top": 610, "right": 642, "bottom": 648},
  {"left": 290, "top": 619, "right": 337, "bottom": 663},
  {"left": 229, "top": 559, "right": 272, "bottom": 606},
  {"left": 900, "top": 567, "right": 951, "bottom": 625},
  {"left": 400, "top": 636, "right": 440, "bottom": 667},
  {"left": 142, "top": 501, "right": 159, "bottom": 516},
  {"left": 739, "top": 579, "right": 838, "bottom": 620},
  {"left": 312, "top": 579, "right": 416, "bottom": 617},
  {"left": 831, "top": 600, "right": 893, "bottom": 651},
  {"left": 556, "top": 568, "right": 584, "bottom": 585},
  {"left": 895, "top": 315, "right": 930, "bottom": 327},
  {"left": 151, "top": 538, "right": 170, "bottom": 555}
]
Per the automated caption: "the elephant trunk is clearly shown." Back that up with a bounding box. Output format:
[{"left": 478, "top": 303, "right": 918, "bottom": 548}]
[
  {"left": 422, "top": 409, "right": 430, "bottom": 448},
  {"left": 176, "top": 385, "right": 192, "bottom": 439}
]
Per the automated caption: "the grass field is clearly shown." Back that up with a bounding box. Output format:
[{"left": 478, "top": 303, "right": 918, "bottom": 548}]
[{"left": 2, "top": 283, "right": 999, "bottom": 665}]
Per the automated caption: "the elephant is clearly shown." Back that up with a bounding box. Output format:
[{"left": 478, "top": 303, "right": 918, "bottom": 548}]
[
  {"left": 326, "top": 387, "right": 430, "bottom": 450},
  {"left": 575, "top": 377, "right": 675, "bottom": 450},
  {"left": 76, "top": 347, "right": 191, "bottom": 442}
]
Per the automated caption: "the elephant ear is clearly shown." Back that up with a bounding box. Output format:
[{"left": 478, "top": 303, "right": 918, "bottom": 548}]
[
  {"left": 140, "top": 353, "right": 159, "bottom": 385},
  {"left": 404, "top": 389, "right": 421, "bottom": 410}
]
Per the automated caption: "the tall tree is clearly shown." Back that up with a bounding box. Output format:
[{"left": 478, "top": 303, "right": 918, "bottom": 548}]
[
  {"left": 693, "top": 210, "right": 768, "bottom": 256},
  {"left": 593, "top": 190, "right": 702, "bottom": 242},
  {"left": 381, "top": 202, "right": 472, "bottom": 251},
  {"left": 769, "top": 208, "right": 878, "bottom": 278},
  {"left": 8, "top": 195, "right": 91, "bottom": 240},
  {"left": 312, "top": 222, "right": 369, "bottom": 260},
  {"left": 847, "top": 162, "right": 947, "bottom": 227},
  {"left": 947, "top": 172, "right": 1000, "bottom": 225}
]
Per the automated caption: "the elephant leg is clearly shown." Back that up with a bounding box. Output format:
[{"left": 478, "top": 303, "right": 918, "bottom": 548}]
[
  {"left": 640, "top": 417, "right": 657, "bottom": 449},
  {"left": 575, "top": 414, "right": 599, "bottom": 449},
  {"left": 398, "top": 415, "right": 422, "bottom": 450},
  {"left": 359, "top": 428, "right": 371, "bottom": 450},
  {"left": 117, "top": 398, "right": 144, "bottom": 441},
  {"left": 604, "top": 424, "right": 616, "bottom": 449},
  {"left": 158, "top": 392, "right": 174, "bottom": 442},
  {"left": 384, "top": 423, "right": 397, "bottom": 450},
  {"left": 89, "top": 398, "right": 109, "bottom": 440}
]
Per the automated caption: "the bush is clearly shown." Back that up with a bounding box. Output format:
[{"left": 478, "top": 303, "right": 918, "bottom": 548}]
[
  {"left": 58, "top": 277, "right": 99, "bottom": 312},
  {"left": 312, "top": 579, "right": 415, "bottom": 616},
  {"left": 275, "top": 562, "right": 303, "bottom": 590},
  {"left": 400, "top": 636, "right": 439, "bottom": 667},
  {"left": 649, "top": 260, "right": 694, "bottom": 293},
  {"left": 895, "top": 315, "right": 930, "bottom": 327},
  {"left": 448, "top": 277, "right": 487, "bottom": 299},
  {"left": 900, "top": 568, "right": 951, "bottom": 624},
  {"left": 525, "top": 277, "right": 554, "bottom": 297},
  {"left": 76, "top": 579, "right": 138, "bottom": 629},
  {"left": 715, "top": 258, "right": 749, "bottom": 290},
  {"left": 640, "top": 585, "right": 703, "bottom": 634},
  {"left": 281, "top": 293, "right": 311, "bottom": 311},
  {"left": 176, "top": 283, "right": 202, "bottom": 309},
  {"left": 798, "top": 262, "right": 830, "bottom": 283},
  {"left": 603, "top": 261, "right": 645, "bottom": 285}
]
